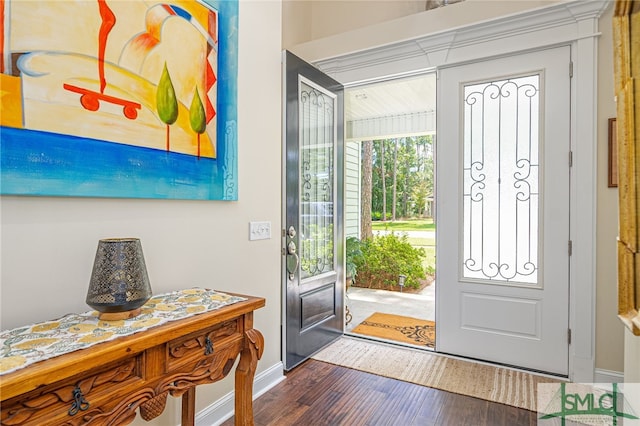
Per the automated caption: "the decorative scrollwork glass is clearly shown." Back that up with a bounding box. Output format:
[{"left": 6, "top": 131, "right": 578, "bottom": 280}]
[
  {"left": 298, "top": 79, "right": 335, "bottom": 279},
  {"left": 462, "top": 75, "right": 540, "bottom": 284}
]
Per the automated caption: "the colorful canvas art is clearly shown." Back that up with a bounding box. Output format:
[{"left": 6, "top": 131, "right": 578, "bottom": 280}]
[{"left": 0, "top": 0, "right": 238, "bottom": 200}]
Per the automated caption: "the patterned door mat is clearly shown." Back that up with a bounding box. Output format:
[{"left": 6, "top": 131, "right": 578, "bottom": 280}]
[{"left": 351, "top": 312, "right": 435, "bottom": 347}]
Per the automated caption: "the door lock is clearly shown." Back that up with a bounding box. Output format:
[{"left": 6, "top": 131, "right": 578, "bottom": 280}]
[
  {"left": 286, "top": 241, "right": 299, "bottom": 281},
  {"left": 285, "top": 226, "right": 299, "bottom": 281}
]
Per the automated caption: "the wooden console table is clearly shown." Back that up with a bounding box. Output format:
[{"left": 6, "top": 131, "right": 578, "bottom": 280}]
[{"left": 0, "top": 293, "right": 265, "bottom": 426}]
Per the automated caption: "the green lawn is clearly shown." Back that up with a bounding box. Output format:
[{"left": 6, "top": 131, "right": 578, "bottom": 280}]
[
  {"left": 406, "top": 237, "right": 435, "bottom": 246},
  {"left": 371, "top": 218, "right": 435, "bottom": 231},
  {"left": 407, "top": 237, "right": 435, "bottom": 271},
  {"left": 370, "top": 218, "right": 436, "bottom": 271},
  {"left": 422, "top": 246, "right": 435, "bottom": 271}
]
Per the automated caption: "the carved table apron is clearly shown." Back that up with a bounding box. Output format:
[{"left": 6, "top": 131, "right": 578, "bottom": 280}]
[{"left": 0, "top": 294, "right": 265, "bottom": 426}]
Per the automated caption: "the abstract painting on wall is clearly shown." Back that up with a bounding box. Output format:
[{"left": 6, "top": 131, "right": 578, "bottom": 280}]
[{"left": 0, "top": 0, "right": 238, "bottom": 200}]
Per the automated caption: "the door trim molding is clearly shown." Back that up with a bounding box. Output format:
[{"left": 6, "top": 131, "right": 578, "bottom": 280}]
[
  {"left": 313, "top": 1, "right": 607, "bottom": 84},
  {"left": 312, "top": 0, "right": 607, "bottom": 382}
]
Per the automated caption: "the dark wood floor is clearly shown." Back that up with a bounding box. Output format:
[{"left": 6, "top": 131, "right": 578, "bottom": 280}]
[{"left": 222, "top": 359, "right": 537, "bottom": 426}]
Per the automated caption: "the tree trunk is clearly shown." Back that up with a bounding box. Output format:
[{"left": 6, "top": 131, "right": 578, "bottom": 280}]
[
  {"left": 381, "top": 140, "right": 387, "bottom": 222},
  {"left": 392, "top": 138, "right": 398, "bottom": 221},
  {"left": 361, "top": 140, "right": 373, "bottom": 240},
  {"left": 404, "top": 138, "right": 410, "bottom": 217}
]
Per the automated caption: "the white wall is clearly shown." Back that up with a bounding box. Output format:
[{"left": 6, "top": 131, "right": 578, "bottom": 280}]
[
  {"left": 0, "top": 1, "right": 283, "bottom": 424},
  {"left": 282, "top": 1, "right": 426, "bottom": 49},
  {"left": 624, "top": 329, "right": 640, "bottom": 418},
  {"left": 282, "top": 0, "right": 312, "bottom": 48},
  {"left": 595, "top": 3, "right": 624, "bottom": 375},
  {"left": 308, "top": 1, "right": 426, "bottom": 41},
  {"left": 625, "top": 329, "right": 640, "bottom": 382},
  {"left": 286, "top": 0, "right": 623, "bottom": 375}
]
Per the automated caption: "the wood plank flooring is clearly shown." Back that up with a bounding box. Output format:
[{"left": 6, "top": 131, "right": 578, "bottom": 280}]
[{"left": 222, "top": 359, "right": 538, "bottom": 426}]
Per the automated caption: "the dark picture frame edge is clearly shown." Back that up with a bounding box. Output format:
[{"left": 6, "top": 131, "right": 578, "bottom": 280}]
[{"left": 608, "top": 117, "right": 618, "bottom": 188}]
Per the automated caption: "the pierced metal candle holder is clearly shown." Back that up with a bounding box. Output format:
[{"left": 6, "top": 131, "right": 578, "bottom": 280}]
[{"left": 86, "top": 238, "right": 152, "bottom": 320}]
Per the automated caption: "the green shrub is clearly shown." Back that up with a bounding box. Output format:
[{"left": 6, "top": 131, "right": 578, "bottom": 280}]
[
  {"left": 345, "top": 236, "right": 363, "bottom": 281},
  {"left": 425, "top": 265, "right": 435, "bottom": 276},
  {"left": 371, "top": 211, "right": 392, "bottom": 221},
  {"left": 354, "top": 232, "right": 426, "bottom": 290}
]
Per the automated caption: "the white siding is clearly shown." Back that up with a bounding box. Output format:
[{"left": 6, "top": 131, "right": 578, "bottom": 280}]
[{"left": 344, "top": 141, "right": 361, "bottom": 239}]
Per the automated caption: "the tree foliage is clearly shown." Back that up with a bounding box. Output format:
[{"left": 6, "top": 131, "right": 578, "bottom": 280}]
[
  {"left": 371, "top": 135, "right": 434, "bottom": 220},
  {"left": 157, "top": 63, "right": 178, "bottom": 124},
  {"left": 189, "top": 87, "right": 206, "bottom": 134},
  {"left": 157, "top": 62, "right": 178, "bottom": 151},
  {"left": 189, "top": 87, "right": 206, "bottom": 157}
]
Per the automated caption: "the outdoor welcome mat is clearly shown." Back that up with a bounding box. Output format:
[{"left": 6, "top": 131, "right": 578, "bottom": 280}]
[
  {"left": 351, "top": 312, "right": 435, "bottom": 347},
  {"left": 312, "top": 337, "right": 562, "bottom": 412}
]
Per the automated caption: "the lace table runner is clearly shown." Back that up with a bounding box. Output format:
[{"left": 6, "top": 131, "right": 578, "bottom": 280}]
[{"left": 0, "top": 288, "right": 246, "bottom": 376}]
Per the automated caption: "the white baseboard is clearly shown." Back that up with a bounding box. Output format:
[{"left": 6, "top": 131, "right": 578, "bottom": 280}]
[
  {"left": 195, "top": 361, "right": 285, "bottom": 426},
  {"left": 594, "top": 368, "right": 624, "bottom": 383}
]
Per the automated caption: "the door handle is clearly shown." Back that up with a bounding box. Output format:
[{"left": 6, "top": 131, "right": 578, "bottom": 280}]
[{"left": 286, "top": 241, "right": 299, "bottom": 281}]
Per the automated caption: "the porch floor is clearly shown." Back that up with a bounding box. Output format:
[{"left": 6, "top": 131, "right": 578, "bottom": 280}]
[{"left": 345, "top": 283, "right": 435, "bottom": 335}]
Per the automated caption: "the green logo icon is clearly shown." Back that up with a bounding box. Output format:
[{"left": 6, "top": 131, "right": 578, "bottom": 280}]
[{"left": 539, "top": 383, "right": 639, "bottom": 425}]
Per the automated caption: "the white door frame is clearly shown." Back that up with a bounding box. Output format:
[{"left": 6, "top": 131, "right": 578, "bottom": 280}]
[{"left": 312, "top": 0, "right": 608, "bottom": 382}]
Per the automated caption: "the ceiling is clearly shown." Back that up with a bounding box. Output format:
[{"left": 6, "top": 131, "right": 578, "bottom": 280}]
[{"left": 344, "top": 72, "right": 437, "bottom": 141}]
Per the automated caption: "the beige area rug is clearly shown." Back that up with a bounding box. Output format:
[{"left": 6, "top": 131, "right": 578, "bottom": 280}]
[
  {"left": 351, "top": 312, "right": 435, "bottom": 348},
  {"left": 311, "top": 337, "right": 561, "bottom": 412}
]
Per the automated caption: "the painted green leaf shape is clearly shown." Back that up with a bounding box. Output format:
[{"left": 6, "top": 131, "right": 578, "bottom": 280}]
[
  {"left": 190, "top": 87, "right": 206, "bottom": 134},
  {"left": 157, "top": 63, "right": 178, "bottom": 125}
]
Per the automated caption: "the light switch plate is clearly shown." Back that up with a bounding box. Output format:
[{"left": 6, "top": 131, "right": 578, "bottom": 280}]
[{"left": 249, "top": 221, "right": 271, "bottom": 241}]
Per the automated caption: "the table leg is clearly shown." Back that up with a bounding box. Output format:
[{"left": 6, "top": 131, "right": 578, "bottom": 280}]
[
  {"left": 181, "top": 387, "right": 196, "bottom": 426},
  {"left": 234, "top": 328, "right": 264, "bottom": 426}
]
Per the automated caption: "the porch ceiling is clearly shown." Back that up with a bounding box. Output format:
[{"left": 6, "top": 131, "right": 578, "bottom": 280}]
[{"left": 345, "top": 73, "right": 436, "bottom": 141}]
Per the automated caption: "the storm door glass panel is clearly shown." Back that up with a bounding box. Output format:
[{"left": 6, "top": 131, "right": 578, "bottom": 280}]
[
  {"left": 462, "top": 75, "right": 540, "bottom": 285},
  {"left": 299, "top": 78, "right": 336, "bottom": 280}
]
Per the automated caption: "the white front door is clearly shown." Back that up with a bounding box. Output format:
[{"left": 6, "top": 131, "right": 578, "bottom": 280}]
[{"left": 436, "top": 46, "right": 571, "bottom": 375}]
